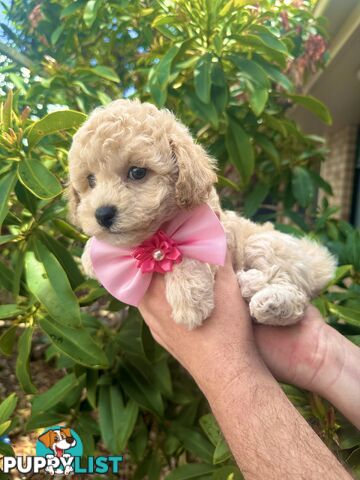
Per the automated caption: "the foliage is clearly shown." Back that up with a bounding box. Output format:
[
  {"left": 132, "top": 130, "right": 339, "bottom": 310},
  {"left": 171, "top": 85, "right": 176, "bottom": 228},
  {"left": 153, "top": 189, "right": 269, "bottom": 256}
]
[{"left": 0, "top": 0, "right": 359, "bottom": 478}]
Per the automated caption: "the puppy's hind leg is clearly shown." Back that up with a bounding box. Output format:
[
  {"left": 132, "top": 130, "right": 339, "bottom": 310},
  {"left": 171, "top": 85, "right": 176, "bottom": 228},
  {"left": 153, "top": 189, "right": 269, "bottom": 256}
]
[
  {"left": 165, "top": 258, "right": 215, "bottom": 330},
  {"left": 249, "top": 284, "right": 308, "bottom": 326}
]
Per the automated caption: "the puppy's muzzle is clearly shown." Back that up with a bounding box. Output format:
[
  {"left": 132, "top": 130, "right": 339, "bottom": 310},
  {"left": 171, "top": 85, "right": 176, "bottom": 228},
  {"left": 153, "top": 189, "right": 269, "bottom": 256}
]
[{"left": 95, "top": 205, "right": 117, "bottom": 228}]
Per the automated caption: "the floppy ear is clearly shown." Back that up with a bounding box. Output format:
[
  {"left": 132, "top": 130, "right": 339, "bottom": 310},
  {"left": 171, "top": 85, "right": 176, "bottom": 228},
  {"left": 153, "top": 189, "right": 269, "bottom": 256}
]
[
  {"left": 170, "top": 136, "right": 217, "bottom": 209},
  {"left": 38, "top": 430, "right": 54, "bottom": 449},
  {"left": 66, "top": 184, "right": 81, "bottom": 226},
  {"left": 61, "top": 427, "right": 72, "bottom": 437}
]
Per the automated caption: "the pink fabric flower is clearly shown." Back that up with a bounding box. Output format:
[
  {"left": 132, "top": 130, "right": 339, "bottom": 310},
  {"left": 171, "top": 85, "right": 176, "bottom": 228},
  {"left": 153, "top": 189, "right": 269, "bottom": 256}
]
[{"left": 132, "top": 230, "right": 182, "bottom": 273}]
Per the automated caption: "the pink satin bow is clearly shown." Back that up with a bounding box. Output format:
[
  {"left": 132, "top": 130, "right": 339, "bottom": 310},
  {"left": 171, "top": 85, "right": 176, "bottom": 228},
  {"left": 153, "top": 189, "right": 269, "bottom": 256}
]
[{"left": 90, "top": 204, "right": 227, "bottom": 306}]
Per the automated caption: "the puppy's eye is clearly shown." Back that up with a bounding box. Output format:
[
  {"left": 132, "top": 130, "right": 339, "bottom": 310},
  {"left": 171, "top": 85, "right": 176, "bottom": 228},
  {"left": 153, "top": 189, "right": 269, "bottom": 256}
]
[
  {"left": 87, "top": 174, "right": 96, "bottom": 188},
  {"left": 128, "top": 167, "right": 147, "bottom": 180}
]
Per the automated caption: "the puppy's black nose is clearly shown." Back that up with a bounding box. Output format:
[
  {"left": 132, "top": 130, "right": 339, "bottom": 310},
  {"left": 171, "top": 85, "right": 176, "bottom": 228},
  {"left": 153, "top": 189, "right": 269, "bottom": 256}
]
[
  {"left": 95, "top": 205, "right": 117, "bottom": 228},
  {"left": 66, "top": 436, "right": 74, "bottom": 443}
]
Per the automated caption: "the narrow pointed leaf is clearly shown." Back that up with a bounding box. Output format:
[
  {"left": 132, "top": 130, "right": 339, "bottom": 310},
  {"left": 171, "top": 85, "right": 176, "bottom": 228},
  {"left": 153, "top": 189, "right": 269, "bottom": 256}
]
[
  {"left": 38, "top": 316, "right": 109, "bottom": 368},
  {"left": 291, "top": 166, "right": 314, "bottom": 207},
  {"left": 0, "top": 169, "right": 17, "bottom": 229},
  {"left": 225, "top": 119, "right": 254, "bottom": 184},
  {"left": 15, "top": 325, "right": 36, "bottom": 393},
  {"left": 0, "top": 393, "right": 17, "bottom": 424},
  {"left": 194, "top": 53, "right": 212, "bottom": 104},
  {"left": 32, "top": 373, "right": 79, "bottom": 414},
  {"left": 25, "top": 239, "right": 81, "bottom": 327},
  {"left": 289, "top": 94, "right": 332, "bottom": 125}
]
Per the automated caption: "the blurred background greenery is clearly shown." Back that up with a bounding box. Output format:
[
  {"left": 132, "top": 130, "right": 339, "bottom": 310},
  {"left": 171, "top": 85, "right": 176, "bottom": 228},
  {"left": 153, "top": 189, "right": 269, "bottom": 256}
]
[{"left": 0, "top": 0, "right": 359, "bottom": 478}]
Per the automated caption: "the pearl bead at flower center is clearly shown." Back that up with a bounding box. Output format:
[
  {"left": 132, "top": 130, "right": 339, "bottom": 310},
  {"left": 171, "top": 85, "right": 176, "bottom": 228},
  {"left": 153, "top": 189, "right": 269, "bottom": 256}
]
[{"left": 152, "top": 248, "right": 165, "bottom": 261}]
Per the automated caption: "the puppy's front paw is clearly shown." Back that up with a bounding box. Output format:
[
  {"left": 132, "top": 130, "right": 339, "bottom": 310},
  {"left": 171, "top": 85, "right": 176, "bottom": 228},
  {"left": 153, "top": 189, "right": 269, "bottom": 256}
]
[
  {"left": 249, "top": 284, "right": 307, "bottom": 326},
  {"left": 81, "top": 238, "right": 96, "bottom": 278},
  {"left": 165, "top": 259, "right": 215, "bottom": 330},
  {"left": 171, "top": 304, "right": 210, "bottom": 330}
]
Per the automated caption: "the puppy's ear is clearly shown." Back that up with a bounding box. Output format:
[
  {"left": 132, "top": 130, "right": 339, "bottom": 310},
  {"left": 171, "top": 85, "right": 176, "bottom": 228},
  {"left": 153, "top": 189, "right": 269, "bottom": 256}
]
[
  {"left": 38, "top": 430, "right": 54, "bottom": 448},
  {"left": 171, "top": 137, "right": 217, "bottom": 208},
  {"left": 61, "top": 427, "right": 72, "bottom": 438},
  {"left": 66, "top": 184, "right": 81, "bottom": 226}
]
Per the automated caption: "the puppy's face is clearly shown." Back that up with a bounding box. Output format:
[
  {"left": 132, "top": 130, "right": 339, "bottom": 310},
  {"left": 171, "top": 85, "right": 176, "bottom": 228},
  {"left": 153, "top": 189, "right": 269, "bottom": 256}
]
[{"left": 68, "top": 100, "right": 217, "bottom": 246}]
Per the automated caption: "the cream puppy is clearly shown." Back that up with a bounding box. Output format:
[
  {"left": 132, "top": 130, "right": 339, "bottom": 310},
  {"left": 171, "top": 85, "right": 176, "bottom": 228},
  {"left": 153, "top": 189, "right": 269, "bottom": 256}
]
[{"left": 68, "top": 99, "right": 336, "bottom": 329}]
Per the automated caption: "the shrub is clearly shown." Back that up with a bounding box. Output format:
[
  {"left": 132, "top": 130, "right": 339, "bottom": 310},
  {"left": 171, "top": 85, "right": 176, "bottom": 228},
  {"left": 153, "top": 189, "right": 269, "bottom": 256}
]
[{"left": 0, "top": 1, "right": 359, "bottom": 478}]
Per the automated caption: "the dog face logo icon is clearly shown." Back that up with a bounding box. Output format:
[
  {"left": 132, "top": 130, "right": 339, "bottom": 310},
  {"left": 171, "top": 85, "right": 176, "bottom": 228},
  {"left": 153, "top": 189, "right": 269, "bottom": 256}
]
[{"left": 36, "top": 427, "right": 83, "bottom": 476}]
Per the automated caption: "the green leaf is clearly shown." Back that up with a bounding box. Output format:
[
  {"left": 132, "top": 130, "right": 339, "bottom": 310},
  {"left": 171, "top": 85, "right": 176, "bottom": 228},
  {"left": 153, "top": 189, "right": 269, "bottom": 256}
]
[
  {"left": 120, "top": 362, "right": 164, "bottom": 416},
  {"left": 211, "top": 63, "right": 228, "bottom": 113},
  {"left": 184, "top": 93, "right": 218, "bottom": 128},
  {"left": 291, "top": 166, "right": 314, "bottom": 208},
  {"left": 228, "top": 57, "right": 269, "bottom": 115},
  {"left": 26, "top": 412, "right": 68, "bottom": 431},
  {"left": 0, "top": 261, "right": 14, "bottom": 292},
  {"left": 83, "top": 0, "right": 101, "bottom": 27},
  {"left": 0, "top": 169, "right": 17, "bottom": 229},
  {"left": 51, "top": 24, "right": 64, "bottom": 45},
  {"left": 255, "top": 134, "right": 280, "bottom": 168},
  {"left": 199, "top": 414, "right": 221, "bottom": 446},
  {"left": 327, "top": 265, "right": 352, "bottom": 286},
  {"left": 32, "top": 373, "right": 79, "bottom": 415},
  {"left": 17, "top": 159, "right": 62, "bottom": 200},
  {"left": 308, "top": 170, "right": 333, "bottom": 195},
  {"left": 0, "top": 420, "right": 11, "bottom": 436},
  {"left": 99, "top": 385, "right": 138, "bottom": 453},
  {"left": 98, "top": 385, "right": 116, "bottom": 450},
  {"left": 216, "top": 175, "right": 240, "bottom": 191},
  {"left": 0, "top": 441, "right": 14, "bottom": 457},
  {"left": 26, "top": 110, "right": 86, "bottom": 148},
  {"left": 2, "top": 89, "right": 13, "bottom": 130},
  {"left": 15, "top": 325, "right": 36, "bottom": 394},
  {"left": 25, "top": 239, "right": 81, "bottom": 327},
  {"left": 0, "top": 393, "right": 17, "bottom": 424},
  {"left": 225, "top": 118, "right": 254, "bottom": 184},
  {"left": 229, "top": 57, "right": 270, "bottom": 89},
  {"left": 0, "top": 304, "right": 23, "bottom": 319},
  {"left": 212, "top": 466, "right": 243, "bottom": 480},
  {"left": 243, "top": 183, "right": 270, "bottom": 218},
  {"left": 15, "top": 181, "right": 38, "bottom": 214},
  {"left": 289, "top": 94, "right": 332, "bottom": 125},
  {"left": 194, "top": 53, "right": 212, "bottom": 104},
  {"left": 90, "top": 65, "right": 120, "bottom": 83},
  {"left": 248, "top": 25, "right": 288, "bottom": 54},
  {"left": 60, "top": 2, "right": 83, "bottom": 18},
  {"left": 0, "top": 325, "right": 18, "bottom": 356},
  {"left": 255, "top": 59, "right": 293, "bottom": 91},
  {"left": 154, "top": 45, "right": 180, "bottom": 89},
  {"left": 39, "top": 230, "right": 84, "bottom": 289},
  {"left": 38, "top": 316, "right": 109, "bottom": 368},
  {"left": 0, "top": 234, "right": 17, "bottom": 245},
  {"left": 166, "top": 464, "right": 216, "bottom": 480},
  {"left": 171, "top": 425, "right": 214, "bottom": 463},
  {"left": 328, "top": 304, "right": 360, "bottom": 327},
  {"left": 213, "top": 437, "right": 231, "bottom": 464},
  {"left": 249, "top": 87, "right": 268, "bottom": 116},
  {"left": 52, "top": 218, "right": 87, "bottom": 242},
  {"left": 347, "top": 335, "right": 360, "bottom": 346}
]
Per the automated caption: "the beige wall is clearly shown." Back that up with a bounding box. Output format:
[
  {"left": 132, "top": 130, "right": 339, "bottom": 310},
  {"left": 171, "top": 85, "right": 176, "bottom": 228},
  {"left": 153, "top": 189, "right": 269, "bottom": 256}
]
[{"left": 320, "top": 125, "right": 357, "bottom": 220}]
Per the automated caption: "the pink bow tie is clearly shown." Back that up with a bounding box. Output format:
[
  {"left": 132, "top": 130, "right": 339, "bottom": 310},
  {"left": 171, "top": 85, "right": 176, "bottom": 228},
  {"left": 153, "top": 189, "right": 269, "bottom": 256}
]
[{"left": 90, "top": 204, "right": 226, "bottom": 306}]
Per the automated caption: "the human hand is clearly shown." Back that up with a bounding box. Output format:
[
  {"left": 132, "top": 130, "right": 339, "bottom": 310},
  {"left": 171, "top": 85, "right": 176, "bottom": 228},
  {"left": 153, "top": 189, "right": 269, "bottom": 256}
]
[
  {"left": 139, "top": 253, "right": 262, "bottom": 397},
  {"left": 253, "top": 306, "right": 332, "bottom": 392},
  {"left": 254, "top": 306, "right": 360, "bottom": 429}
]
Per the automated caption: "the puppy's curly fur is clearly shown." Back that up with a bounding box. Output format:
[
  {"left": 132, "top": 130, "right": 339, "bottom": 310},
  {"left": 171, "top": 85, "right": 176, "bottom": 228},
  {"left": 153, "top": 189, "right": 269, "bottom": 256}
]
[{"left": 68, "top": 99, "right": 336, "bottom": 329}]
